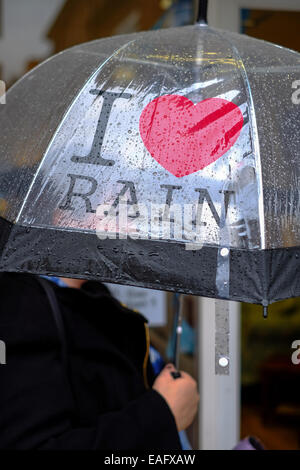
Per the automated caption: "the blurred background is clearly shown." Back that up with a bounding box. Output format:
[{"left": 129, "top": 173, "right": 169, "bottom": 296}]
[{"left": 0, "top": 0, "right": 300, "bottom": 450}]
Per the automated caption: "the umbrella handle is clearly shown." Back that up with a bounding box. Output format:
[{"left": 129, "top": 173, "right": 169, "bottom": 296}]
[
  {"left": 171, "top": 371, "right": 182, "bottom": 379},
  {"left": 196, "top": 0, "right": 208, "bottom": 24}
]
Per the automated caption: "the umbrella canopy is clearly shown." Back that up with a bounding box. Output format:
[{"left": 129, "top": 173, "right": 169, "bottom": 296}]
[{"left": 0, "top": 24, "right": 299, "bottom": 305}]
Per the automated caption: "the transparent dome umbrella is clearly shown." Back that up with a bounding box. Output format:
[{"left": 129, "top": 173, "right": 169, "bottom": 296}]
[{"left": 0, "top": 20, "right": 300, "bottom": 308}]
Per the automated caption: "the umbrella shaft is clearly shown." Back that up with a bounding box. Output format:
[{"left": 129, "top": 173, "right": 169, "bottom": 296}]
[
  {"left": 173, "top": 294, "right": 183, "bottom": 370},
  {"left": 196, "top": 0, "right": 208, "bottom": 24}
]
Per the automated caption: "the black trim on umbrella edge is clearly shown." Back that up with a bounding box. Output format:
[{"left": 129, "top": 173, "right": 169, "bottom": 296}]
[{"left": 0, "top": 217, "right": 299, "bottom": 305}]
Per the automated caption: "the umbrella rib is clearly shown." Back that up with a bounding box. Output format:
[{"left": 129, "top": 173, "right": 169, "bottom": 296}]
[{"left": 212, "top": 28, "right": 266, "bottom": 250}]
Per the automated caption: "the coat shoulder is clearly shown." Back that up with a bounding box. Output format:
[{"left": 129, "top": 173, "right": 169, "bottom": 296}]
[{"left": 0, "top": 272, "right": 44, "bottom": 323}]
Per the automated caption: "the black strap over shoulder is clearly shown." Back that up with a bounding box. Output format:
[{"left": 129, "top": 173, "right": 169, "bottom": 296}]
[{"left": 36, "top": 277, "right": 76, "bottom": 410}]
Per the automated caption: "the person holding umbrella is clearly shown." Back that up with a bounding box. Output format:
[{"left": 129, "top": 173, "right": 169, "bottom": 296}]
[{"left": 0, "top": 272, "right": 199, "bottom": 450}]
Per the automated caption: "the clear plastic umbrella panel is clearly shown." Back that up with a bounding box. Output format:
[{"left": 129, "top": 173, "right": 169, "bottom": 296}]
[{"left": 0, "top": 24, "right": 299, "bottom": 306}]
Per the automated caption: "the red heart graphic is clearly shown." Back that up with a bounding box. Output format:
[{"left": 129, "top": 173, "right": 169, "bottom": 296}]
[{"left": 139, "top": 95, "right": 243, "bottom": 177}]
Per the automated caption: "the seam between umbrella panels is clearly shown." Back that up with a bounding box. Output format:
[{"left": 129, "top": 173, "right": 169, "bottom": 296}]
[
  {"left": 216, "top": 31, "right": 269, "bottom": 303},
  {"left": 204, "top": 26, "right": 266, "bottom": 251},
  {"left": 15, "top": 37, "right": 137, "bottom": 224}
]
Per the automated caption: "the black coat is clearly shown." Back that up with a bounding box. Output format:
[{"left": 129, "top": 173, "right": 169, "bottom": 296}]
[{"left": 0, "top": 272, "right": 181, "bottom": 450}]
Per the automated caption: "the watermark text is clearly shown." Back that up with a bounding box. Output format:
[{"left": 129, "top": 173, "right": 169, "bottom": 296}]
[
  {"left": 291, "top": 339, "right": 300, "bottom": 365},
  {"left": 0, "top": 340, "right": 6, "bottom": 365},
  {"left": 0, "top": 80, "right": 6, "bottom": 104},
  {"left": 292, "top": 80, "right": 300, "bottom": 104},
  {"left": 96, "top": 200, "right": 206, "bottom": 250}
]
